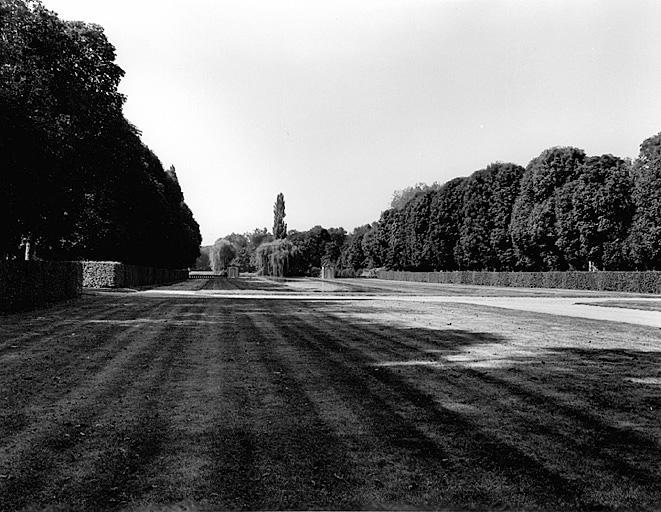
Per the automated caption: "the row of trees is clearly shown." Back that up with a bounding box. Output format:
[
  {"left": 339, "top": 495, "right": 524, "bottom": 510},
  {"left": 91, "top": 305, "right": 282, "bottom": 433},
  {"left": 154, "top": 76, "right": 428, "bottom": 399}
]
[
  {"left": 352, "top": 137, "right": 661, "bottom": 272},
  {"left": 202, "top": 226, "right": 347, "bottom": 277},
  {"left": 204, "top": 133, "right": 661, "bottom": 277},
  {"left": 199, "top": 194, "right": 349, "bottom": 277},
  {"left": 1, "top": 0, "right": 201, "bottom": 268},
  {"left": 198, "top": 228, "right": 273, "bottom": 274},
  {"left": 200, "top": 224, "right": 347, "bottom": 277}
]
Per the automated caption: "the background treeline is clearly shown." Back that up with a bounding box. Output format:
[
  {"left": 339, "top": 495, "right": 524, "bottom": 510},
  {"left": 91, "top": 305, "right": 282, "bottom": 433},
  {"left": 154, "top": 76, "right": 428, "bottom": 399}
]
[
  {"left": 202, "top": 133, "right": 661, "bottom": 276},
  {"left": 197, "top": 226, "right": 347, "bottom": 277},
  {"left": 1, "top": 0, "right": 201, "bottom": 268},
  {"left": 365, "top": 139, "right": 661, "bottom": 272}
]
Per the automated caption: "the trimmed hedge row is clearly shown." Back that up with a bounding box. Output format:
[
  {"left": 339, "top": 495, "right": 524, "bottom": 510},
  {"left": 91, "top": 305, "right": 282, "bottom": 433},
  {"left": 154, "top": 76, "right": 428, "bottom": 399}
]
[
  {"left": 82, "top": 261, "right": 188, "bottom": 288},
  {"left": 0, "top": 261, "right": 83, "bottom": 312},
  {"left": 377, "top": 270, "right": 661, "bottom": 294}
]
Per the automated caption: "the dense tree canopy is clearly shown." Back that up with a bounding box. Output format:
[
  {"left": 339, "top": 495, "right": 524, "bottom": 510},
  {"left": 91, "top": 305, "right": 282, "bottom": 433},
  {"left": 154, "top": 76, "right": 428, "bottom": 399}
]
[
  {"left": 256, "top": 239, "right": 297, "bottom": 277},
  {"left": 0, "top": 0, "right": 201, "bottom": 268},
  {"left": 209, "top": 239, "right": 237, "bottom": 273},
  {"left": 554, "top": 155, "right": 633, "bottom": 270},
  {"left": 510, "top": 147, "right": 587, "bottom": 270},
  {"left": 457, "top": 163, "right": 524, "bottom": 271},
  {"left": 336, "top": 138, "right": 659, "bottom": 274},
  {"left": 627, "top": 133, "right": 661, "bottom": 269},
  {"left": 288, "top": 226, "right": 333, "bottom": 276},
  {"left": 367, "top": 178, "right": 468, "bottom": 272},
  {"left": 210, "top": 131, "right": 661, "bottom": 276},
  {"left": 339, "top": 224, "right": 371, "bottom": 271},
  {"left": 390, "top": 182, "right": 441, "bottom": 210},
  {"left": 195, "top": 228, "right": 273, "bottom": 273}
]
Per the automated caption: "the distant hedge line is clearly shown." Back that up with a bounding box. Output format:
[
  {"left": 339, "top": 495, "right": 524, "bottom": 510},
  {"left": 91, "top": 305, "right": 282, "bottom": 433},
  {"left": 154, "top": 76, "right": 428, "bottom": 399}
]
[
  {"left": 377, "top": 270, "right": 661, "bottom": 294},
  {"left": 82, "top": 261, "right": 188, "bottom": 288},
  {"left": 0, "top": 261, "right": 82, "bottom": 312}
]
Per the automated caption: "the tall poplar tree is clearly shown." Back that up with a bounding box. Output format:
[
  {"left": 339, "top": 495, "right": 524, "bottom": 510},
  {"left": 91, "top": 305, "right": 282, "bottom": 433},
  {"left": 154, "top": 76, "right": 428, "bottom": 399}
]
[{"left": 273, "top": 193, "right": 287, "bottom": 239}]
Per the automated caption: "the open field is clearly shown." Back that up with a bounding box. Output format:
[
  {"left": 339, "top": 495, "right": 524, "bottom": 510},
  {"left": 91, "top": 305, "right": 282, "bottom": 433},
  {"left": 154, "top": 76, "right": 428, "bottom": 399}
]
[{"left": 2, "top": 278, "right": 661, "bottom": 511}]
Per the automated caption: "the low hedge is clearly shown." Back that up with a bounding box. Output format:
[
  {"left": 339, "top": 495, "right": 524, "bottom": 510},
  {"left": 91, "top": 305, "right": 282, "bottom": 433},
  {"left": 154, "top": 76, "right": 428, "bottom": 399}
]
[
  {"left": 82, "top": 261, "right": 188, "bottom": 288},
  {"left": 0, "top": 261, "right": 83, "bottom": 312},
  {"left": 377, "top": 270, "right": 661, "bottom": 294}
]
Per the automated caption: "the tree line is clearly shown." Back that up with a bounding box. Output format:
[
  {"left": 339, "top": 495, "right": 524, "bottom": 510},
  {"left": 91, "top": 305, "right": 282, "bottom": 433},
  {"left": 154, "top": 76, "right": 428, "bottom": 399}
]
[
  {"left": 1, "top": 0, "right": 201, "bottom": 268},
  {"left": 204, "top": 133, "right": 661, "bottom": 276},
  {"left": 199, "top": 192, "right": 348, "bottom": 276},
  {"left": 351, "top": 137, "right": 661, "bottom": 273},
  {"left": 200, "top": 224, "right": 347, "bottom": 277}
]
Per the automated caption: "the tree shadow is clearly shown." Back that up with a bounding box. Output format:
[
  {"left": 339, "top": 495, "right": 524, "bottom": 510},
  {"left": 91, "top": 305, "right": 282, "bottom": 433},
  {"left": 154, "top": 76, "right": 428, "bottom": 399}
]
[
  {"left": 4, "top": 294, "right": 661, "bottom": 510},
  {"left": 256, "top": 298, "right": 661, "bottom": 510}
]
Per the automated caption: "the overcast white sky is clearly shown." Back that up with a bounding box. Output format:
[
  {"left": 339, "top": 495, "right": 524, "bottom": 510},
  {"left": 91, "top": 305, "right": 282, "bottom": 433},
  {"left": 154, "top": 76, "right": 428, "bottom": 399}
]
[{"left": 44, "top": 0, "right": 661, "bottom": 245}]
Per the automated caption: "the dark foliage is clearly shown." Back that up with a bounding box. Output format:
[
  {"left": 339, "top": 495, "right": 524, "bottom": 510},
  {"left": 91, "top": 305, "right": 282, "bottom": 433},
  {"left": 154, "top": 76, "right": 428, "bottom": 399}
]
[
  {"left": 554, "top": 155, "right": 634, "bottom": 270},
  {"left": 456, "top": 163, "right": 524, "bottom": 271},
  {"left": 0, "top": 0, "right": 201, "bottom": 268},
  {"left": 510, "top": 147, "right": 587, "bottom": 270},
  {"left": 628, "top": 133, "right": 661, "bottom": 270},
  {"left": 273, "top": 193, "right": 287, "bottom": 240},
  {"left": 288, "top": 226, "right": 333, "bottom": 276},
  {"left": 350, "top": 135, "right": 661, "bottom": 272}
]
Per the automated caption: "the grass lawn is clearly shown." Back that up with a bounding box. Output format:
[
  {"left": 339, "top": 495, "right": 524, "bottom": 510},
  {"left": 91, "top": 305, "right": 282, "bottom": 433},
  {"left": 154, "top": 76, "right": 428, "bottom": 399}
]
[{"left": 1, "top": 279, "right": 661, "bottom": 511}]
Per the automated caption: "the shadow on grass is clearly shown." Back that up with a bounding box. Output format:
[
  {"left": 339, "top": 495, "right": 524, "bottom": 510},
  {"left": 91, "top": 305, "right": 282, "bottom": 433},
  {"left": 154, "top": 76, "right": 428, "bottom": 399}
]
[
  {"left": 2, "top": 295, "right": 661, "bottom": 510},
  {"left": 261, "top": 299, "right": 661, "bottom": 510}
]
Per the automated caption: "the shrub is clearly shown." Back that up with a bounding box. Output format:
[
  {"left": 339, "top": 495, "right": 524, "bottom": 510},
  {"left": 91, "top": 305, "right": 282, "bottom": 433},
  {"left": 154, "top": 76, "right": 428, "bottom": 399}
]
[
  {"left": 338, "top": 268, "right": 356, "bottom": 278},
  {"left": 0, "top": 261, "right": 82, "bottom": 312}
]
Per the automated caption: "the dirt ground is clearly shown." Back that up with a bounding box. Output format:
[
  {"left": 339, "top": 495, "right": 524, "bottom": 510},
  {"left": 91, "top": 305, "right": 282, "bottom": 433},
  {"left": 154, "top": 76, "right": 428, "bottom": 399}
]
[{"left": 2, "top": 277, "right": 661, "bottom": 511}]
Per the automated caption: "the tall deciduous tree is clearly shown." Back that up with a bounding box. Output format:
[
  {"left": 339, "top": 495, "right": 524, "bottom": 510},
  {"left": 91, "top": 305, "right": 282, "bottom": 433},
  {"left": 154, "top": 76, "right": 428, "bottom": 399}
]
[
  {"left": 323, "top": 227, "right": 346, "bottom": 266},
  {"left": 288, "top": 225, "right": 330, "bottom": 276},
  {"left": 510, "top": 147, "right": 586, "bottom": 270},
  {"left": 210, "top": 239, "right": 237, "bottom": 273},
  {"left": 627, "top": 133, "right": 661, "bottom": 269},
  {"left": 0, "top": 0, "right": 124, "bottom": 258},
  {"left": 374, "top": 208, "right": 403, "bottom": 270},
  {"left": 194, "top": 246, "right": 212, "bottom": 270},
  {"left": 424, "top": 177, "right": 467, "bottom": 271},
  {"left": 361, "top": 222, "right": 386, "bottom": 269},
  {"left": 456, "top": 162, "right": 524, "bottom": 270},
  {"left": 340, "top": 224, "right": 371, "bottom": 271},
  {"left": 273, "top": 193, "right": 287, "bottom": 239},
  {"left": 0, "top": 1, "right": 201, "bottom": 267},
  {"left": 256, "top": 239, "right": 298, "bottom": 277},
  {"left": 555, "top": 155, "right": 633, "bottom": 270}
]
